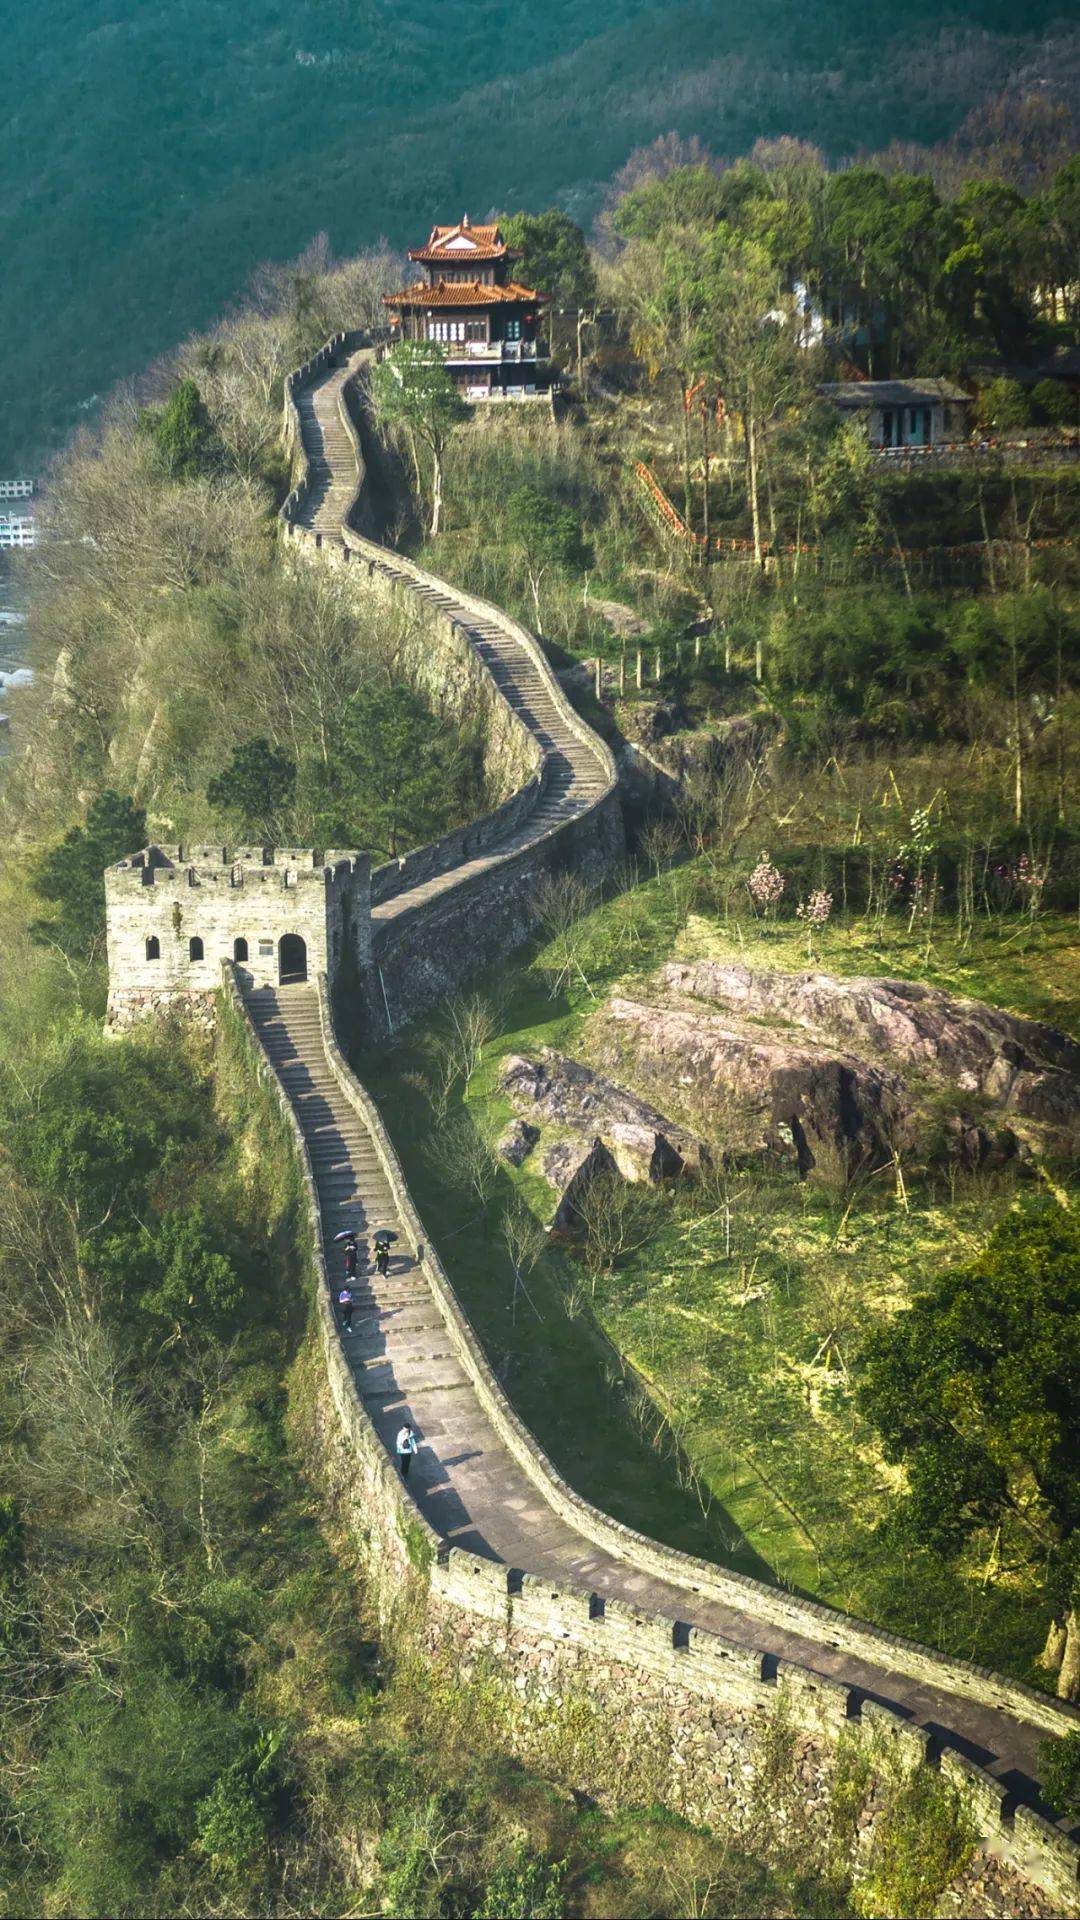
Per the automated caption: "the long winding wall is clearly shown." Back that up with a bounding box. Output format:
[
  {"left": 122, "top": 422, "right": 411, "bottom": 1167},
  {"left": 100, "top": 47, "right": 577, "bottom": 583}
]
[{"left": 263, "top": 336, "right": 1080, "bottom": 1910}]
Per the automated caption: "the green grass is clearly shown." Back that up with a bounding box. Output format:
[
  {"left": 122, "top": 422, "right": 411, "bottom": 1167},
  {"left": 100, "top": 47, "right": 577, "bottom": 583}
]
[{"left": 361, "top": 861, "right": 1079, "bottom": 1682}]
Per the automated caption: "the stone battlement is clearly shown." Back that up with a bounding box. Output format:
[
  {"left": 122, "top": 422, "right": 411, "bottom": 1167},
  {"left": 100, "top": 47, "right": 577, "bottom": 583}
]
[{"left": 105, "top": 844, "right": 372, "bottom": 1026}]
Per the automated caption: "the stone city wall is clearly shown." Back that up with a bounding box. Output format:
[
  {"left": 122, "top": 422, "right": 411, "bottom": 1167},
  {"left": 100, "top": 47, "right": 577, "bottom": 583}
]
[
  {"left": 254, "top": 342, "right": 1080, "bottom": 1908},
  {"left": 223, "top": 965, "right": 1080, "bottom": 1914}
]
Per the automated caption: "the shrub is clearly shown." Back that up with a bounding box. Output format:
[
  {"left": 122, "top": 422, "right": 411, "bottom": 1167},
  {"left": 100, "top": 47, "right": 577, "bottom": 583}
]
[
  {"left": 1030, "top": 379, "right": 1075, "bottom": 428},
  {"left": 977, "top": 377, "right": 1031, "bottom": 430},
  {"left": 1038, "top": 1728, "right": 1080, "bottom": 1819}
]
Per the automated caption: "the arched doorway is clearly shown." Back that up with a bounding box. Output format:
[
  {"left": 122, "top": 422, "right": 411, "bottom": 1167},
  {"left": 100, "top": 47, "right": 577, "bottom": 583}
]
[{"left": 278, "top": 933, "right": 307, "bottom": 984}]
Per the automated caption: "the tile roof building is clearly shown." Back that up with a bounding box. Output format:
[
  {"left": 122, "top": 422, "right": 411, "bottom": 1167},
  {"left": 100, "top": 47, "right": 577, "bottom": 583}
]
[
  {"left": 384, "top": 216, "right": 552, "bottom": 401},
  {"left": 817, "top": 378, "right": 971, "bottom": 448}
]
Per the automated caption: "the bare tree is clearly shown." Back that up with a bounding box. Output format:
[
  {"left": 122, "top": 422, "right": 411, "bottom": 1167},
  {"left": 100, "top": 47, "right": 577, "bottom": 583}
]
[
  {"left": 424, "top": 1114, "right": 500, "bottom": 1215},
  {"left": 501, "top": 1203, "right": 547, "bottom": 1322},
  {"left": 576, "top": 1173, "right": 658, "bottom": 1287},
  {"left": 534, "top": 871, "right": 598, "bottom": 998}
]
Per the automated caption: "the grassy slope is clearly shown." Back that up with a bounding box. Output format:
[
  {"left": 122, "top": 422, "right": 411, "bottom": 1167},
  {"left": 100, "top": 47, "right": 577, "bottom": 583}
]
[
  {"left": 363, "top": 875, "right": 1080, "bottom": 1682},
  {"left": 4, "top": 0, "right": 1078, "bottom": 467}
]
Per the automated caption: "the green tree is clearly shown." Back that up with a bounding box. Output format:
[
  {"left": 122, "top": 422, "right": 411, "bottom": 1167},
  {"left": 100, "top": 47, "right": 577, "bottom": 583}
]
[
  {"left": 977, "top": 376, "right": 1032, "bottom": 429},
  {"left": 31, "top": 790, "right": 146, "bottom": 959},
  {"left": 504, "top": 485, "right": 588, "bottom": 632},
  {"left": 315, "top": 683, "right": 464, "bottom": 859},
  {"left": 499, "top": 208, "right": 596, "bottom": 308},
  {"left": 859, "top": 1205, "right": 1080, "bottom": 1698},
  {"left": 139, "top": 378, "right": 217, "bottom": 478},
  {"left": 1039, "top": 1728, "right": 1080, "bottom": 1819},
  {"left": 612, "top": 163, "right": 727, "bottom": 242},
  {"left": 371, "top": 341, "right": 466, "bottom": 536},
  {"left": 139, "top": 1208, "right": 243, "bottom": 1334},
  {"left": 1031, "top": 378, "right": 1075, "bottom": 427},
  {"left": 207, "top": 737, "right": 297, "bottom": 840}
]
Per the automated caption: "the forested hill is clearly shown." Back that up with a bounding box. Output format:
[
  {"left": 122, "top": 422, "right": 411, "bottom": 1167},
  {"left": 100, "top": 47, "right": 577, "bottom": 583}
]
[{"left": 3, "top": 0, "right": 1078, "bottom": 470}]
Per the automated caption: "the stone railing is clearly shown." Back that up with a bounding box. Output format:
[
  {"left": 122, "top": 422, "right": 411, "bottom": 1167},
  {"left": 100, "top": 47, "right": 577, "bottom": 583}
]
[
  {"left": 221, "top": 964, "right": 442, "bottom": 1582},
  {"left": 261, "top": 343, "right": 1080, "bottom": 1911},
  {"left": 310, "top": 970, "right": 1078, "bottom": 1737},
  {"left": 370, "top": 765, "right": 548, "bottom": 906},
  {"left": 294, "top": 967, "right": 1078, "bottom": 1911}
]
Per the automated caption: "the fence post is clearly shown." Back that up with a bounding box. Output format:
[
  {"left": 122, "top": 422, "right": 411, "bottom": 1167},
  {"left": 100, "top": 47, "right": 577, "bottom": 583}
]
[
  {"left": 635, "top": 648, "right": 643, "bottom": 691},
  {"left": 594, "top": 656, "right": 603, "bottom": 702},
  {"left": 654, "top": 648, "right": 662, "bottom": 683}
]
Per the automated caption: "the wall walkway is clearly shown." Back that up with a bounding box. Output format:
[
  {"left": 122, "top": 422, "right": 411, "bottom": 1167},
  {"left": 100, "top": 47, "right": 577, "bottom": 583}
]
[{"left": 257, "top": 337, "right": 1080, "bottom": 1909}]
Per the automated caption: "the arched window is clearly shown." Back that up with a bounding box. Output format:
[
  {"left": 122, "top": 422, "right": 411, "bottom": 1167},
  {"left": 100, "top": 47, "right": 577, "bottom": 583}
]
[
  {"left": 188, "top": 936, "right": 204, "bottom": 961},
  {"left": 146, "top": 935, "right": 160, "bottom": 961},
  {"left": 233, "top": 936, "right": 248, "bottom": 962}
]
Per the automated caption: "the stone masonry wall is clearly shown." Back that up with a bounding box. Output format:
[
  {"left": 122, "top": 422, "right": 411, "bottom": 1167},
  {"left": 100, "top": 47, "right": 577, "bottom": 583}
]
[
  {"left": 106, "top": 846, "right": 371, "bottom": 1025},
  {"left": 222, "top": 957, "right": 1080, "bottom": 1915},
  {"left": 251, "top": 341, "right": 1080, "bottom": 1909}
]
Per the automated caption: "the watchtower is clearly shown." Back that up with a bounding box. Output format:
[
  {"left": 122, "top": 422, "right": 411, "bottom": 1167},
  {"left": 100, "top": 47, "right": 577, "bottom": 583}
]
[{"left": 104, "top": 844, "right": 372, "bottom": 1026}]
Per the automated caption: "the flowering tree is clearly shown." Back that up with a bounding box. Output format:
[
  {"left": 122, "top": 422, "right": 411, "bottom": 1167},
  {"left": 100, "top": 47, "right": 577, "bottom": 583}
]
[
  {"left": 796, "top": 887, "right": 833, "bottom": 960},
  {"left": 747, "top": 852, "right": 785, "bottom": 925}
]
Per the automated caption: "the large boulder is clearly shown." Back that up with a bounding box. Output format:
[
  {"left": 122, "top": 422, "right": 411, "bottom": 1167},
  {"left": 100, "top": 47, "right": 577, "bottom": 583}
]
[
  {"left": 500, "top": 1049, "right": 708, "bottom": 1182},
  {"left": 597, "top": 998, "right": 907, "bottom": 1176},
  {"left": 542, "top": 1138, "right": 618, "bottom": 1233},
  {"left": 661, "top": 963, "right": 1080, "bottom": 1137}
]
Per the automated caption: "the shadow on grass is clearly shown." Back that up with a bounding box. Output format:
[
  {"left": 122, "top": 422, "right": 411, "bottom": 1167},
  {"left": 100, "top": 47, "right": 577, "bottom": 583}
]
[{"left": 360, "top": 1022, "right": 778, "bottom": 1589}]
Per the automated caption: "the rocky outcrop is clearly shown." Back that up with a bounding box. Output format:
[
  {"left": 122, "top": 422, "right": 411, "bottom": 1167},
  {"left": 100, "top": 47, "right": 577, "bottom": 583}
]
[
  {"left": 661, "top": 964, "right": 1080, "bottom": 1141},
  {"left": 598, "top": 997, "right": 907, "bottom": 1176},
  {"left": 501, "top": 1049, "right": 708, "bottom": 1182},
  {"left": 496, "top": 1118, "right": 539, "bottom": 1167},
  {"left": 542, "top": 1138, "right": 617, "bottom": 1232}
]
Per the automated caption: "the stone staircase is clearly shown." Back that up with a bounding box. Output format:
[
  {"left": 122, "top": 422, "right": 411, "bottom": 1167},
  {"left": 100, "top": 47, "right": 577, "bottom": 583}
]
[
  {"left": 259, "top": 343, "right": 1075, "bottom": 1846},
  {"left": 291, "top": 349, "right": 612, "bottom": 923},
  {"left": 247, "top": 981, "right": 1055, "bottom": 1809}
]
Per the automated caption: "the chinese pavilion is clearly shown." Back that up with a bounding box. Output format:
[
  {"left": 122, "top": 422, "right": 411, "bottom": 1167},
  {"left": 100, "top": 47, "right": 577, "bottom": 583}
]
[{"left": 383, "top": 216, "right": 552, "bottom": 400}]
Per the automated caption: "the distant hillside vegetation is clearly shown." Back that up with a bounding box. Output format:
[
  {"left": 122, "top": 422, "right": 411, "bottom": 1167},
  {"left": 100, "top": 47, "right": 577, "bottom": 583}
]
[{"left": 2, "top": 0, "right": 1077, "bottom": 466}]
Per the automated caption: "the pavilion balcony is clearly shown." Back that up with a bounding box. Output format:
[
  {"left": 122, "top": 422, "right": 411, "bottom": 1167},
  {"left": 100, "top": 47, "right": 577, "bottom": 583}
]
[{"left": 443, "top": 339, "right": 546, "bottom": 362}]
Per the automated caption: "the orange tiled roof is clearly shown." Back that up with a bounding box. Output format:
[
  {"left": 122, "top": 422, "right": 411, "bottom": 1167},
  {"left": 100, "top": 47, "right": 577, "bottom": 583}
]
[
  {"left": 384, "top": 280, "right": 547, "bottom": 309},
  {"left": 409, "top": 218, "right": 511, "bottom": 263}
]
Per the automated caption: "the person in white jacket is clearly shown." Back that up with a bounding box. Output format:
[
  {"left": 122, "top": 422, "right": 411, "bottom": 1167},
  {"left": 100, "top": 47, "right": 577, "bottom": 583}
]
[{"left": 395, "top": 1421, "right": 418, "bottom": 1480}]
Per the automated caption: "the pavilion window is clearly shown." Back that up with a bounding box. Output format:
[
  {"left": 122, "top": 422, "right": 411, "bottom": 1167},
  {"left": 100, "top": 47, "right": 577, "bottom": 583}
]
[
  {"left": 146, "top": 935, "right": 160, "bottom": 960},
  {"left": 189, "top": 936, "right": 204, "bottom": 961}
]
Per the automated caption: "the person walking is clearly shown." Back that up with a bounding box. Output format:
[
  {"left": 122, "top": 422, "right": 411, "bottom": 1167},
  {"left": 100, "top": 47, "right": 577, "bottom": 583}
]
[
  {"left": 395, "top": 1421, "right": 418, "bottom": 1479},
  {"left": 338, "top": 1285, "right": 354, "bottom": 1334},
  {"left": 375, "top": 1238, "right": 390, "bottom": 1277},
  {"left": 344, "top": 1238, "right": 358, "bottom": 1280}
]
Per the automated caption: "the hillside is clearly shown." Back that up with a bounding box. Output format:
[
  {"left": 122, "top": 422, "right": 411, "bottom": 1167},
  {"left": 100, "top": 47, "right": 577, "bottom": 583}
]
[{"left": 3, "top": 0, "right": 1079, "bottom": 469}]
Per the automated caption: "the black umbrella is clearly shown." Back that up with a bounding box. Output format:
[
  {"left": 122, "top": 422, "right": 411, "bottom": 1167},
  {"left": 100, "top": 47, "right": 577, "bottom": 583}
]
[{"left": 372, "top": 1229, "right": 398, "bottom": 1246}]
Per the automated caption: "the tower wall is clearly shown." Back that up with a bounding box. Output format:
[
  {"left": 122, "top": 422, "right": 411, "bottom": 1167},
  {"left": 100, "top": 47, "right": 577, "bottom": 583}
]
[{"left": 105, "top": 845, "right": 371, "bottom": 1025}]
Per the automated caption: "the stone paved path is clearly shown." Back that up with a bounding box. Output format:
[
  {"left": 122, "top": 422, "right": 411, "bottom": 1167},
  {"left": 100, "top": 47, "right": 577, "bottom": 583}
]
[
  {"left": 294, "top": 350, "right": 611, "bottom": 931},
  {"left": 270, "top": 344, "right": 1065, "bottom": 1819}
]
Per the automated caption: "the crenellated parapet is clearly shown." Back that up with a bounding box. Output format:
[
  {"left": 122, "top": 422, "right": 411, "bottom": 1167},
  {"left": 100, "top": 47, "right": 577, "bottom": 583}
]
[{"left": 105, "top": 843, "right": 371, "bottom": 1026}]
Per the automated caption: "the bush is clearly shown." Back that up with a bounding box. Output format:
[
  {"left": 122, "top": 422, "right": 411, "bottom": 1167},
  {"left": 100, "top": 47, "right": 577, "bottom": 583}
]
[
  {"left": 977, "top": 377, "right": 1031, "bottom": 430},
  {"left": 855, "top": 1768, "right": 976, "bottom": 1918},
  {"left": 1031, "top": 379, "right": 1075, "bottom": 428},
  {"left": 1038, "top": 1728, "right": 1080, "bottom": 1819}
]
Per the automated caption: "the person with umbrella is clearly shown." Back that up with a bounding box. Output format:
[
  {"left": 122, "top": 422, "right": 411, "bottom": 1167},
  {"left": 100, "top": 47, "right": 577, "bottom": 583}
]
[
  {"left": 373, "top": 1228, "right": 396, "bottom": 1277},
  {"left": 333, "top": 1227, "right": 359, "bottom": 1281}
]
